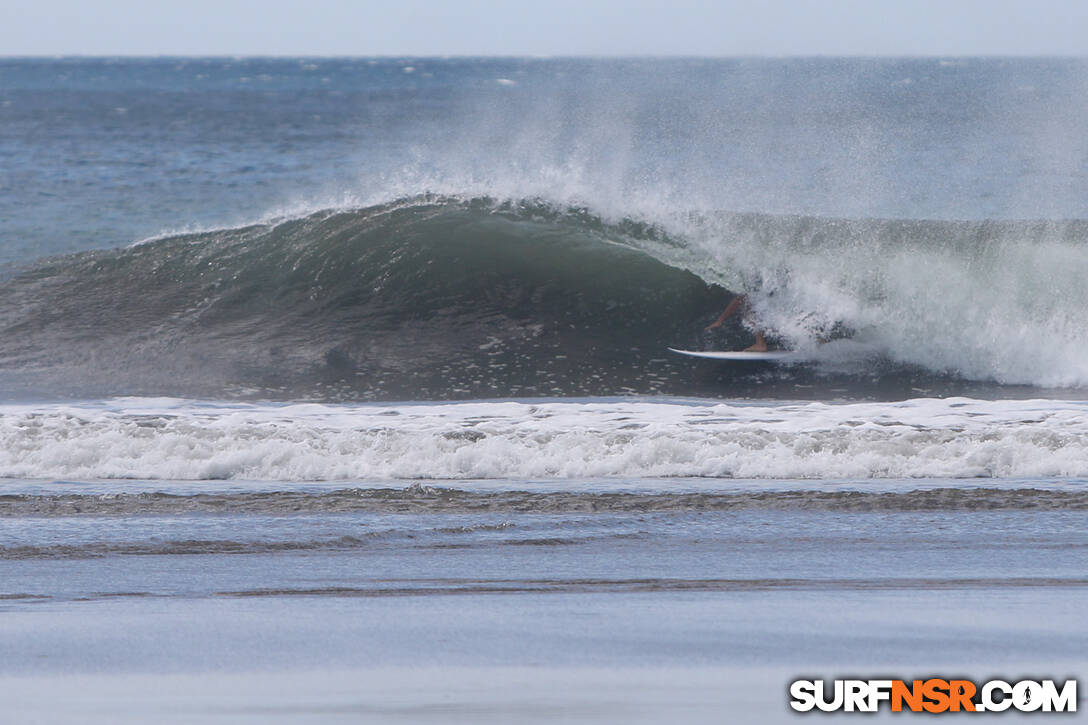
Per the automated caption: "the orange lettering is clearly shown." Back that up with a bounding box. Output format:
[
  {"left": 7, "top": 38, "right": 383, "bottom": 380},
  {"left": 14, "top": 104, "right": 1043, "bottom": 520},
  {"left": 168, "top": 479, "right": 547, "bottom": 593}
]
[
  {"left": 948, "top": 680, "right": 977, "bottom": 712},
  {"left": 922, "top": 679, "right": 951, "bottom": 713},
  {"left": 892, "top": 680, "right": 924, "bottom": 712}
]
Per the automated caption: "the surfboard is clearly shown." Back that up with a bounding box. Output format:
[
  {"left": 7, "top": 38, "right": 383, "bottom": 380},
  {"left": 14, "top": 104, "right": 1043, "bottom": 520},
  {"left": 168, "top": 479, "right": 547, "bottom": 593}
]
[{"left": 668, "top": 348, "right": 801, "bottom": 362}]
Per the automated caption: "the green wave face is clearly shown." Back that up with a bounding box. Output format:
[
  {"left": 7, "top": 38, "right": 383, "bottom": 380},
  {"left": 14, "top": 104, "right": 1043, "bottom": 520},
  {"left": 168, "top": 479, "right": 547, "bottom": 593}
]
[{"left": 0, "top": 197, "right": 728, "bottom": 400}]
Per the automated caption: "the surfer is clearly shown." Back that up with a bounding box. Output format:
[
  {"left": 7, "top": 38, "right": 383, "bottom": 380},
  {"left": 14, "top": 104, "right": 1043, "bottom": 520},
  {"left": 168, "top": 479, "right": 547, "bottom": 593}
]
[{"left": 705, "top": 294, "right": 768, "bottom": 352}]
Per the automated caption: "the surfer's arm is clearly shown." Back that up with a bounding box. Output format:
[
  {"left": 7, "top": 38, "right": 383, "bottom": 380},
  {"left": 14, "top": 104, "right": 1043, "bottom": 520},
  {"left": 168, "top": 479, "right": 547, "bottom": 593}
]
[{"left": 705, "top": 294, "right": 747, "bottom": 330}]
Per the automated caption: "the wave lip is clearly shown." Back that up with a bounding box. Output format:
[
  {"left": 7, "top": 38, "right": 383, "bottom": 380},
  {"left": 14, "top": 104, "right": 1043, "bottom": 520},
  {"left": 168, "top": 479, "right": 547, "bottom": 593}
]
[
  {"left": 5, "top": 194, "right": 1088, "bottom": 398},
  {"left": 2, "top": 397, "right": 1088, "bottom": 481},
  {"left": 0, "top": 196, "right": 725, "bottom": 400}
]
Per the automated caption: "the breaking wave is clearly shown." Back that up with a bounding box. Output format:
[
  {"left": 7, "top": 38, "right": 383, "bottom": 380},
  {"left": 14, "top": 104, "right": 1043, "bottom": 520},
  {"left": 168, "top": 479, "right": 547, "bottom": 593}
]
[{"left": 2, "top": 195, "right": 1088, "bottom": 400}]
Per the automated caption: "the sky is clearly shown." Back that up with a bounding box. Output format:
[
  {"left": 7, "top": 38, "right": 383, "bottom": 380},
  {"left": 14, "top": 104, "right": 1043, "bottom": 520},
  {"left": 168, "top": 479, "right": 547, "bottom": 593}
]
[{"left": 2, "top": 0, "right": 1088, "bottom": 56}]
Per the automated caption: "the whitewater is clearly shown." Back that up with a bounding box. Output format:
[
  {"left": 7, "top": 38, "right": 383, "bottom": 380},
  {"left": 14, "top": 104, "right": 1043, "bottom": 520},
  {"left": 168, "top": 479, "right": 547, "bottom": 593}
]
[
  {"left": 2, "top": 396, "right": 1088, "bottom": 480},
  {"left": 2, "top": 57, "right": 1087, "bottom": 724}
]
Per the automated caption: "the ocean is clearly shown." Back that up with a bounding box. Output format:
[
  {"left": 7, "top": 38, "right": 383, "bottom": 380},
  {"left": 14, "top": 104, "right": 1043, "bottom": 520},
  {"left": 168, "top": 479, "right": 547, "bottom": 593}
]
[{"left": 0, "top": 57, "right": 1086, "bottom": 722}]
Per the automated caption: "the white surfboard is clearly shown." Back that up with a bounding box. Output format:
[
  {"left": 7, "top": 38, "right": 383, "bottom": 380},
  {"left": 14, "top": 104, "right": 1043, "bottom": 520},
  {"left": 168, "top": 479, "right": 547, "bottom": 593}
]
[{"left": 668, "top": 347, "right": 802, "bottom": 362}]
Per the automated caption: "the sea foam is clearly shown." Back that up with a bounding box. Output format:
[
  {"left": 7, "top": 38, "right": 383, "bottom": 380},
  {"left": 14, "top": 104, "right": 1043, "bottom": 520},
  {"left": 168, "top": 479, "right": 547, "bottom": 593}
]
[{"left": 0, "top": 397, "right": 1085, "bottom": 482}]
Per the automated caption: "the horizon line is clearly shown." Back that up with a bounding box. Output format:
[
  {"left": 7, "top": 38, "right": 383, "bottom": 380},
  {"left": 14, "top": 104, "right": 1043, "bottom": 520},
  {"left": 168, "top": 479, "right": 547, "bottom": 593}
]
[{"left": 3, "top": 53, "right": 1088, "bottom": 60}]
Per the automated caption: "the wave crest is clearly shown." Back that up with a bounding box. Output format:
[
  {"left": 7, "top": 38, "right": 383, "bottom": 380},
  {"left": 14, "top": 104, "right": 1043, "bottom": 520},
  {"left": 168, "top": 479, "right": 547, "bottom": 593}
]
[
  {"left": 0, "top": 196, "right": 725, "bottom": 400},
  {"left": 5, "top": 194, "right": 1088, "bottom": 399}
]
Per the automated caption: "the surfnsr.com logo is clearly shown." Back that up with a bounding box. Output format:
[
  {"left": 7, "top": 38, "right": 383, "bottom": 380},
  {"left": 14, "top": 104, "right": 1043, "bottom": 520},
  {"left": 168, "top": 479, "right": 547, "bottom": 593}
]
[{"left": 789, "top": 679, "right": 1078, "bottom": 713}]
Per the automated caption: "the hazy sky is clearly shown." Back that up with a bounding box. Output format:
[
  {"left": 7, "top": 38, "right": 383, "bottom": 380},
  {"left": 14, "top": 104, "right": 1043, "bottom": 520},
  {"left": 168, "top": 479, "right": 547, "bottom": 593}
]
[{"left": 3, "top": 0, "right": 1088, "bottom": 56}]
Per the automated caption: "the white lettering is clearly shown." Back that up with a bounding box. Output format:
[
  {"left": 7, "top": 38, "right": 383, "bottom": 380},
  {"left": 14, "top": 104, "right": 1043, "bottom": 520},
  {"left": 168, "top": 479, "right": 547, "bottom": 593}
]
[
  {"left": 844, "top": 680, "right": 869, "bottom": 712},
  {"left": 815, "top": 679, "right": 844, "bottom": 712},
  {"left": 981, "top": 680, "right": 1013, "bottom": 712},
  {"left": 867, "top": 680, "right": 893, "bottom": 711},
  {"left": 789, "top": 680, "right": 817, "bottom": 712},
  {"left": 1040, "top": 680, "right": 1077, "bottom": 713},
  {"left": 1014, "top": 680, "right": 1043, "bottom": 712}
]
